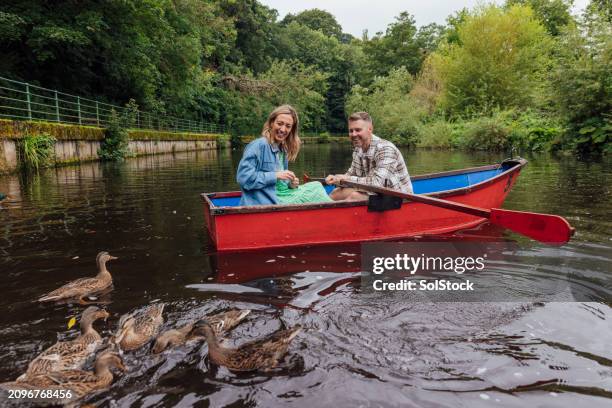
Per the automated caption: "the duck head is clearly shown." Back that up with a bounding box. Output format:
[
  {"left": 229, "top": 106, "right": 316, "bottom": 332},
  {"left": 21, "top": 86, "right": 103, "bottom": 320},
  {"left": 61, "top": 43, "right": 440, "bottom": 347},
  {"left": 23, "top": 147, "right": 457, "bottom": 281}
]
[
  {"left": 112, "top": 315, "right": 136, "bottom": 346},
  {"left": 96, "top": 251, "right": 118, "bottom": 268},
  {"left": 189, "top": 319, "right": 216, "bottom": 341},
  {"left": 80, "top": 306, "right": 110, "bottom": 331},
  {"left": 95, "top": 351, "right": 127, "bottom": 373}
]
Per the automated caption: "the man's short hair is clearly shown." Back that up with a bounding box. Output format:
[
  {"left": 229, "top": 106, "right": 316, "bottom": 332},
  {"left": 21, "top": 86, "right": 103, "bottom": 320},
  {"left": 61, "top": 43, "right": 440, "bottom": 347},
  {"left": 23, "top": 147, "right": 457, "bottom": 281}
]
[{"left": 348, "top": 112, "right": 372, "bottom": 123}]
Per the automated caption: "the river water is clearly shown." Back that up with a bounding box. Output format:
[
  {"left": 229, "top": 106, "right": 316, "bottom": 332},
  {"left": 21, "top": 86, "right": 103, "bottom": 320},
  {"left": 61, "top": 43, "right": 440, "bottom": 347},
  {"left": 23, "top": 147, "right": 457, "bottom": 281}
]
[{"left": 0, "top": 145, "right": 610, "bottom": 407}]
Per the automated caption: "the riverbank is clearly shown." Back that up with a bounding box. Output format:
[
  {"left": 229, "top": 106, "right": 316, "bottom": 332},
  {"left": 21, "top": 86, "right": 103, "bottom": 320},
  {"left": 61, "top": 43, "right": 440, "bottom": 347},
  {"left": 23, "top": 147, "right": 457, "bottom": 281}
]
[{"left": 0, "top": 119, "right": 229, "bottom": 174}]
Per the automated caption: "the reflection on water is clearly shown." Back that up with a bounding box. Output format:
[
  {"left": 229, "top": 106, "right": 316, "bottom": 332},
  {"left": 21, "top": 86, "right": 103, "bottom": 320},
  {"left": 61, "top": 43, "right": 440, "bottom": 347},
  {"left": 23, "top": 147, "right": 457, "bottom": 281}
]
[{"left": 0, "top": 147, "right": 611, "bottom": 407}]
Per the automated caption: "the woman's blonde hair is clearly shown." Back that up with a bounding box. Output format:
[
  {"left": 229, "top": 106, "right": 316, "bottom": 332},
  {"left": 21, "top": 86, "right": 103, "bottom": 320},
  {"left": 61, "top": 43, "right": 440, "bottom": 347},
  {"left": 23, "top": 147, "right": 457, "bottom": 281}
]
[{"left": 262, "top": 104, "right": 301, "bottom": 161}]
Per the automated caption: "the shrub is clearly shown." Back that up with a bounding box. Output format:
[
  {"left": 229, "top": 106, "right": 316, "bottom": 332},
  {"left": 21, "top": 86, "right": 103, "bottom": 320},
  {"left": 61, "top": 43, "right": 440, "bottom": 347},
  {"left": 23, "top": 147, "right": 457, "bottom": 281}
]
[
  {"left": 461, "top": 116, "right": 511, "bottom": 151},
  {"left": 20, "top": 133, "right": 56, "bottom": 171},
  {"left": 98, "top": 109, "right": 130, "bottom": 160},
  {"left": 505, "top": 110, "right": 565, "bottom": 151},
  {"left": 317, "top": 132, "right": 330, "bottom": 143},
  {"left": 417, "top": 120, "right": 454, "bottom": 148}
]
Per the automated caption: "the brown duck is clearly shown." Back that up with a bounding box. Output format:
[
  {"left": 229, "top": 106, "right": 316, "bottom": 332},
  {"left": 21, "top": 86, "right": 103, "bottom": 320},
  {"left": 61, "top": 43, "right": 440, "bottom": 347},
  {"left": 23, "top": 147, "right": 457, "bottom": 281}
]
[
  {"left": 19, "top": 306, "right": 109, "bottom": 380},
  {"left": 113, "top": 303, "right": 164, "bottom": 351},
  {"left": 2, "top": 351, "right": 125, "bottom": 401},
  {"left": 152, "top": 309, "right": 251, "bottom": 354},
  {"left": 192, "top": 320, "right": 301, "bottom": 372},
  {"left": 38, "top": 252, "right": 118, "bottom": 302}
]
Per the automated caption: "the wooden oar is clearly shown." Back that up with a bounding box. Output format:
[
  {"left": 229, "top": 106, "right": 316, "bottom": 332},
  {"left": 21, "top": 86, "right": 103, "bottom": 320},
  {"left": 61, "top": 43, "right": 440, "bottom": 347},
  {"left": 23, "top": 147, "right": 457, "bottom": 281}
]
[{"left": 304, "top": 174, "right": 575, "bottom": 245}]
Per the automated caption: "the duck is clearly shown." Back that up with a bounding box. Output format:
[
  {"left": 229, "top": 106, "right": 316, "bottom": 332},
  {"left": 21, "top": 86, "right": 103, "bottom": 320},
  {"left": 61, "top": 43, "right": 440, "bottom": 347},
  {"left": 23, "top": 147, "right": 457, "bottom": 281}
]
[
  {"left": 191, "top": 320, "right": 301, "bottom": 372},
  {"left": 113, "top": 303, "right": 165, "bottom": 351},
  {"left": 19, "top": 306, "right": 109, "bottom": 380},
  {"left": 151, "top": 309, "right": 251, "bottom": 354},
  {"left": 38, "top": 251, "right": 118, "bottom": 302},
  {"left": 2, "top": 351, "right": 125, "bottom": 401}
]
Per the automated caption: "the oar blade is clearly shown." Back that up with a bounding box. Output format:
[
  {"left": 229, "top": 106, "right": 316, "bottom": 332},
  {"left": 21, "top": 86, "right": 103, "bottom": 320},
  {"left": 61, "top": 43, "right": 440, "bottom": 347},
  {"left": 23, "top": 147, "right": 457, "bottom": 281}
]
[{"left": 490, "top": 208, "right": 575, "bottom": 244}]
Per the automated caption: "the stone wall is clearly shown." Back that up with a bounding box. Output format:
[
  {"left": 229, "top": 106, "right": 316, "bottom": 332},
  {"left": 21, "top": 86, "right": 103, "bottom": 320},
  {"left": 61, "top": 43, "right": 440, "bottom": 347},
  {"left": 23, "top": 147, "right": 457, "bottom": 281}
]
[
  {"left": 0, "top": 138, "right": 228, "bottom": 174},
  {"left": 0, "top": 120, "right": 229, "bottom": 174}
]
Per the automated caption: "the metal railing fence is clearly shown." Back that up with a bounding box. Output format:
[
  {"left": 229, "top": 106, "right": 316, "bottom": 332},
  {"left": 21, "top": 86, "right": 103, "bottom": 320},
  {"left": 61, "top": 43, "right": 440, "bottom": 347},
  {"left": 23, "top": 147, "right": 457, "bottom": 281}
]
[{"left": 0, "top": 76, "right": 225, "bottom": 134}]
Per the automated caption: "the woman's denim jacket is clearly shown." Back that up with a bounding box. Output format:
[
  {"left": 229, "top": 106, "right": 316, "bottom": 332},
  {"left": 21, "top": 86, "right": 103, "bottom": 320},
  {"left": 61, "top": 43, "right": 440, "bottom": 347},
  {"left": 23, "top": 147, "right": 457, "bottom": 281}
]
[{"left": 237, "top": 137, "right": 288, "bottom": 206}]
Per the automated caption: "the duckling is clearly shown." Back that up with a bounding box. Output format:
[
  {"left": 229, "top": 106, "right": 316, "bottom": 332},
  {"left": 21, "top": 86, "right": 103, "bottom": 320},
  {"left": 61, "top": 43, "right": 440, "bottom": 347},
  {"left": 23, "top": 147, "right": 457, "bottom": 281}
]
[
  {"left": 192, "top": 320, "right": 301, "bottom": 372},
  {"left": 2, "top": 351, "right": 125, "bottom": 401},
  {"left": 152, "top": 309, "right": 251, "bottom": 354},
  {"left": 38, "top": 251, "right": 118, "bottom": 302},
  {"left": 113, "top": 304, "right": 164, "bottom": 351},
  {"left": 20, "top": 306, "right": 109, "bottom": 380}
]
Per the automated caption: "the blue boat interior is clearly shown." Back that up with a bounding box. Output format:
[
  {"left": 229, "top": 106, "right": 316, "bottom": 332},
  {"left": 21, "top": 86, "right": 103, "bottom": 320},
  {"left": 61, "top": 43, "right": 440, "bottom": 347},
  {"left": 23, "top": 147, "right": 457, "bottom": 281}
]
[{"left": 209, "top": 166, "right": 507, "bottom": 208}]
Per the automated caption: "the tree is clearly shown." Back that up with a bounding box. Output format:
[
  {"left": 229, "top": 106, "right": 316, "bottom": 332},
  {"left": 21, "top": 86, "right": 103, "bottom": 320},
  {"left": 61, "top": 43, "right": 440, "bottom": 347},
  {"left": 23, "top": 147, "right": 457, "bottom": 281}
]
[
  {"left": 551, "top": 3, "right": 611, "bottom": 153},
  {"left": 445, "top": 8, "right": 470, "bottom": 44},
  {"left": 280, "top": 8, "right": 343, "bottom": 40},
  {"left": 432, "top": 5, "right": 553, "bottom": 115},
  {"left": 275, "top": 21, "right": 362, "bottom": 132},
  {"left": 361, "top": 12, "right": 424, "bottom": 80},
  {"left": 415, "top": 23, "right": 446, "bottom": 56},
  {"left": 588, "top": 0, "right": 612, "bottom": 22},
  {"left": 346, "top": 67, "right": 424, "bottom": 146},
  {"left": 216, "top": 0, "right": 278, "bottom": 74},
  {"left": 506, "top": 0, "right": 575, "bottom": 36}
]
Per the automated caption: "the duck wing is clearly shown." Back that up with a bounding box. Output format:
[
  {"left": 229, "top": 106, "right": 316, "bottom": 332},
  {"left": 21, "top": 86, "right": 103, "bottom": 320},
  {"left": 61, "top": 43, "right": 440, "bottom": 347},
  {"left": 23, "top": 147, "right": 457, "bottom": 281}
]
[
  {"left": 26, "top": 333, "right": 102, "bottom": 376},
  {"left": 223, "top": 326, "right": 301, "bottom": 371},
  {"left": 134, "top": 304, "right": 164, "bottom": 337}
]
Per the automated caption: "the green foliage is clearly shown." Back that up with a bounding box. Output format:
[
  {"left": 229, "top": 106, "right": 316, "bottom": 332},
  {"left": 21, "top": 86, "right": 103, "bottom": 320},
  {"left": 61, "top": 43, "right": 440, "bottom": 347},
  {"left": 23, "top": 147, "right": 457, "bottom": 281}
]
[
  {"left": 461, "top": 116, "right": 512, "bottom": 151},
  {"left": 280, "top": 9, "right": 343, "bottom": 40},
  {"left": 504, "top": 110, "right": 565, "bottom": 151},
  {"left": 20, "top": 133, "right": 56, "bottom": 171},
  {"left": 506, "top": 0, "right": 575, "bottom": 36},
  {"left": 432, "top": 5, "right": 553, "bottom": 115},
  {"left": 417, "top": 120, "right": 455, "bottom": 148},
  {"left": 361, "top": 12, "right": 424, "bottom": 80},
  {"left": 346, "top": 67, "right": 423, "bottom": 146},
  {"left": 274, "top": 21, "right": 361, "bottom": 132},
  {"left": 98, "top": 109, "right": 130, "bottom": 161},
  {"left": 551, "top": 5, "right": 612, "bottom": 154},
  {"left": 445, "top": 9, "right": 470, "bottom": 45},
  {"left": 317, "top": 132, "right": 331, "bottom": 143}
]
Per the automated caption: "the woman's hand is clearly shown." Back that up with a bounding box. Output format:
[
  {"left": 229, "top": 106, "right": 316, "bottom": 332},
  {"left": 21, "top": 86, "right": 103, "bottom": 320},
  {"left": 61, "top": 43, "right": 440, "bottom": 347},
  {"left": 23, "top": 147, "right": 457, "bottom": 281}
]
[
  {"left": 290, "top": 176, "right": 299, "bottom": 189},
  {"left": 276, "top": 170, "right": 296, "bottom": 181}
]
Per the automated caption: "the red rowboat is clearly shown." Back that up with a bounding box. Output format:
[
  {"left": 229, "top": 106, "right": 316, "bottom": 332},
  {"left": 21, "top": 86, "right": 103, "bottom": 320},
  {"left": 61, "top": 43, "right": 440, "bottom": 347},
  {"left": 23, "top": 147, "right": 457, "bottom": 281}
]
[{"left": 201, "top": 159, "right": 527, "bottom": 251}]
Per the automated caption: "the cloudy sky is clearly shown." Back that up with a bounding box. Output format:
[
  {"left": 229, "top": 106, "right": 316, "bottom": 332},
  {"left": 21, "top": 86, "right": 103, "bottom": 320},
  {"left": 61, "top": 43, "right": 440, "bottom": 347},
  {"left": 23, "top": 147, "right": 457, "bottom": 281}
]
[{"left": 259, "top": 0, "right": 590, "bottom": 37}]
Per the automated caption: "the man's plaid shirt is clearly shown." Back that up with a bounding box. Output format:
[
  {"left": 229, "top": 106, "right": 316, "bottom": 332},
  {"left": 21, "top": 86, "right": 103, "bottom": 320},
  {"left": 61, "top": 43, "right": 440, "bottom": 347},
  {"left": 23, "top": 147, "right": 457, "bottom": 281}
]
[{"left": 345, "top": 135, "right": 413, "bottom": 193}]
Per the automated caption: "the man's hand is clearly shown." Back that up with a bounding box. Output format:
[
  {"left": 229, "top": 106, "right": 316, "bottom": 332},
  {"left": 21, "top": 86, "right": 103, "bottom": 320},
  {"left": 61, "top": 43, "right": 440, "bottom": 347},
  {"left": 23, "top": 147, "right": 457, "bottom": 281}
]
[
  {"left": 276, "top": 170, "right": 296, "bottom": 181},
  {"left": 325, "top": 174, "right": 347, "bottom": 185}
]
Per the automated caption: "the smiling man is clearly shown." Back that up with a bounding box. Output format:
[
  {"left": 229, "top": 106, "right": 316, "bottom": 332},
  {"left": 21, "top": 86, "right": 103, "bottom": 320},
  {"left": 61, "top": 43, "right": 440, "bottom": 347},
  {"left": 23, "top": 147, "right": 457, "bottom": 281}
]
[{"left": 325, "top": 112, "right": 413, "bottom": 201}]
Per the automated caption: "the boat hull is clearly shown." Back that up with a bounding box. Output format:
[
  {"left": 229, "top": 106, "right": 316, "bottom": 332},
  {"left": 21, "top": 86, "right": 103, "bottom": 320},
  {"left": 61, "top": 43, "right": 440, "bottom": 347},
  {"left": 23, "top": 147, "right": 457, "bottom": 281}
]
[{"left": 201, "top": 159, "right": 526, "bottom": 251}]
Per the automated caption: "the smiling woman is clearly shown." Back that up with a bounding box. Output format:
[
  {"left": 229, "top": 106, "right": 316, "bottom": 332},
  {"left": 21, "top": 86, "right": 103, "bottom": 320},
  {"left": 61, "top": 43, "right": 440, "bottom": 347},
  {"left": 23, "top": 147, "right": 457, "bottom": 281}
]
[{"left": 236, "top": 105, "right": 331, "bottom": 206}]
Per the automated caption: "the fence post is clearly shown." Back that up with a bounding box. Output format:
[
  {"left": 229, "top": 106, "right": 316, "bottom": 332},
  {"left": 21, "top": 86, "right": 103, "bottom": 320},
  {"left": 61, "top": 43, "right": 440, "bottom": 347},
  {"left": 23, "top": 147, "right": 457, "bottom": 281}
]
[
  {"left": 25, "top": 83, "right": 32, "bottom": 120},
  {"left": 54, "top": 91, "right": 60, "bottom": 122},
  {"left": 77, "top": 96, "right": 82, "bottom": 124},
  {"left": 95, "top": 101, "right": 100, "bottom": 126}
]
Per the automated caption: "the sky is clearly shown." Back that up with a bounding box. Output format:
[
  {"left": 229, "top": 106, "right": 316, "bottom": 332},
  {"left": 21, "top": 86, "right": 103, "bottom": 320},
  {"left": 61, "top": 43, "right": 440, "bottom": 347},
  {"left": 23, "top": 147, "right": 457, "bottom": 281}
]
[{"left": 259, "top": 0, "right": 591, "bottom": 37}]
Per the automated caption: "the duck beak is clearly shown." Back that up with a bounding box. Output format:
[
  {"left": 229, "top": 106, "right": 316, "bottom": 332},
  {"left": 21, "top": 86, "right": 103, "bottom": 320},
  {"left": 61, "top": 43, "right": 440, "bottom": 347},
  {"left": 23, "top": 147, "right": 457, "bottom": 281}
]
[{"left": 109, "top": 255, "right": 118, "bottom": 260}]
